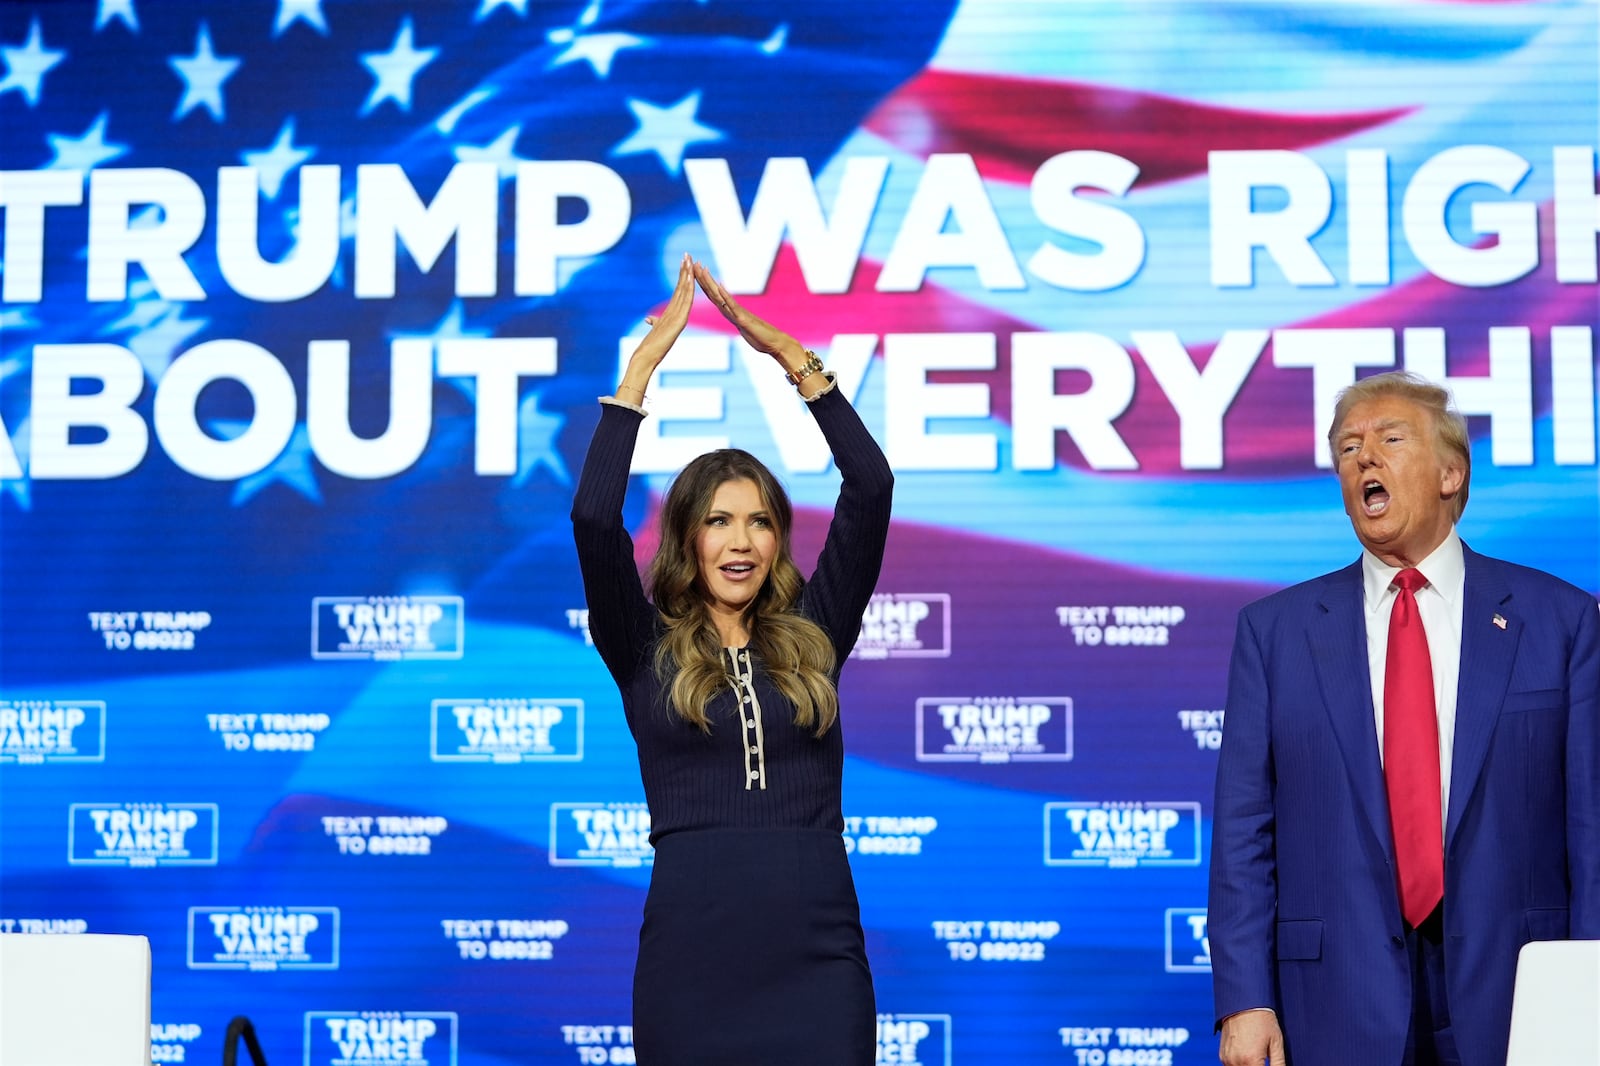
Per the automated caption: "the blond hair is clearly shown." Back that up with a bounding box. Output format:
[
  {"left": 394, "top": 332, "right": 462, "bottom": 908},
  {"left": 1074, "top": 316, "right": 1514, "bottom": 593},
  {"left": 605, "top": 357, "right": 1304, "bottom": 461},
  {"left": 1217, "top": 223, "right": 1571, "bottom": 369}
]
[
  {"left": 646, "top": 449, "right": 838, "bottom": 736},
  {"left": 1327, "top": 371, "right": 1470, "bottom": 520}
]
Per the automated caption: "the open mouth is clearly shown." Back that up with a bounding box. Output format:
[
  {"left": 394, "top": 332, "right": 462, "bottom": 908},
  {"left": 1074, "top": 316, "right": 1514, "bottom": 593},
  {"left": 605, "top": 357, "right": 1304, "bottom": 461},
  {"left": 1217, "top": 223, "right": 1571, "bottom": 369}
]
[
  {"left": 1362, "top": 479, "right": 1390, "bottom": 516},
  {"left": 720, "top": 563, "right": 756, "bottom": 579}
]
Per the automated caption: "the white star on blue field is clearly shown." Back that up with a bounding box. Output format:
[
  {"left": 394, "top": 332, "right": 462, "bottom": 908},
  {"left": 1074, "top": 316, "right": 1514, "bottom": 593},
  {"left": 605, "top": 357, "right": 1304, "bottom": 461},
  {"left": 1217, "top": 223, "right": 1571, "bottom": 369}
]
[
  {"left": 611, "top": 90, "right": 724, "bottom": 174},
  {"left": 168, "top": 22, "right": 241, "bottom": 121},
  {"left": 359, "top": 17, "right": 436, "bottom": 114},
  {"left": 94, "top": 0, "right": 139, "bottom": 33},
  {"left": 274, "top": 0, "right": 327, "bottom": 38},
  {"left": 45, "top": 112, "right": 128, "bottom": 169},
  {"left": 453, "top": 125, "right": 527, "bottom": 182},
  {"left": 0, "top": 18, "right": 65, "bottom": 105},
  {"left": 549, "top": 31, "right": 644, "bottom": 78},
  {"left": 240, "top": 117, "right": 316, "bottom": 198}
]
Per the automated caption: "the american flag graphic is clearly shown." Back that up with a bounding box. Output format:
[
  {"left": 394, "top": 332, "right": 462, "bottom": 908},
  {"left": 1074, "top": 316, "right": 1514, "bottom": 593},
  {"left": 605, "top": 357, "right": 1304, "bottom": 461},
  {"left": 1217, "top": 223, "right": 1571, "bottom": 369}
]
[{"left": 1, "top": 0, "right": 1595, "bottom": 1062}]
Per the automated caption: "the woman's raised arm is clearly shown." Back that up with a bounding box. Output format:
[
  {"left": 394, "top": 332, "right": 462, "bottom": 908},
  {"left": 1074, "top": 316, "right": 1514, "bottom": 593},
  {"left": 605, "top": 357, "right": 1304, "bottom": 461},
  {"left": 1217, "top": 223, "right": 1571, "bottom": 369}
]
[{"left": 570, "top": 257, "right": 697, "bottom": 686}]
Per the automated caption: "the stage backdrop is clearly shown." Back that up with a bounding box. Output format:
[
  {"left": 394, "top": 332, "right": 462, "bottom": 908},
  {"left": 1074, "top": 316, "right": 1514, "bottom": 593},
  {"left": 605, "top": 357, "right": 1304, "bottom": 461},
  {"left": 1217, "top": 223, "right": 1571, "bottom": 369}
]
[{"left": 2, "top": 0, "right": 1597, "bottom": 1063}]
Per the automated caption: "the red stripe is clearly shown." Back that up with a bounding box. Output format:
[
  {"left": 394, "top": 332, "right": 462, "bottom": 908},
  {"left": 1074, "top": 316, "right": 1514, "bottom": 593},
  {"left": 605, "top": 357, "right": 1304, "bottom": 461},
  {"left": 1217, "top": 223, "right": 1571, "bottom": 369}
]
[{"left": 862, "top": 69, "right": 1413, "bottom": 187}]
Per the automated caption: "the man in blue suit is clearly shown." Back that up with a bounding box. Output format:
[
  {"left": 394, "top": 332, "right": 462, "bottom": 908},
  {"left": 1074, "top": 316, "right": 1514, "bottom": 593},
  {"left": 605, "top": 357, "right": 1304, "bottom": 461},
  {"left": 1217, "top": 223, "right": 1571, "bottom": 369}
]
[{"left": 1208, "top": 371, "right": 1599, "bottom": 1066}]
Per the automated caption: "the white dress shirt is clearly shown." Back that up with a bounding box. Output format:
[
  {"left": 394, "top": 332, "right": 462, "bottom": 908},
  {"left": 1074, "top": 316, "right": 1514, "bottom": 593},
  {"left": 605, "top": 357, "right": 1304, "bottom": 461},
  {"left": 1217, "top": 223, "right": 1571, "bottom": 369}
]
[{"left": 1362, "top": 527, "right": 1465, "bottom": 834}]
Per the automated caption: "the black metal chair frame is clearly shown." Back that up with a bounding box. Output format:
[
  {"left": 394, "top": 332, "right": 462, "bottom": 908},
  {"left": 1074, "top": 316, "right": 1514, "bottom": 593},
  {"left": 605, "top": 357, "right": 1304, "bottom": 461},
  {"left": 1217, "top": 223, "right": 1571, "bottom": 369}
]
[{"left": 221, "top": 1016, "right": 268, "bottom": 1066}]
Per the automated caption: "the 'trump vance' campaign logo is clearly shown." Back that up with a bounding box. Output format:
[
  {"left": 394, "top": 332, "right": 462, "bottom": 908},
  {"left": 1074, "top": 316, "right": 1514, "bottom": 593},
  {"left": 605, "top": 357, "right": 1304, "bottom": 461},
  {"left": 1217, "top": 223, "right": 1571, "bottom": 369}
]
[
  {"left": 852, "top": 594, "right": 951, "bottom": 659},
  {"left": 69, "top": 803, "right": 219, "bottom": 866},
  {"left": 0, "top": 700, "right": 106, "bottom": 763},
  {"left": 151, "top": 1022, "right": 203, "bottom": 1064},
  {"left": 188, "top": 907, "right": 340, "bottom": 970},
  {"left": 431, "top": 699, "right": 583, "bottom": 762},
  {"left": 915, "top": 697, "right": 1073, "bottom": 762},
  {"left": 304, "top": 1013, "right": 457, "bottom": 1066},
  {"left": 877, "top": 1014, "right": 953, "bottom": 1066},
  {"left": 1165, "top": 908, "right": 1211, "bottom": 973},
  {"left": 549, "top": 803, "right": 653, "bottom": 867},
  {"left": 312, "top": 596, "right": 464, "bottom": 660},
  {"left": 1043, "top": 801, "right": 1202, "bottom": 868}
]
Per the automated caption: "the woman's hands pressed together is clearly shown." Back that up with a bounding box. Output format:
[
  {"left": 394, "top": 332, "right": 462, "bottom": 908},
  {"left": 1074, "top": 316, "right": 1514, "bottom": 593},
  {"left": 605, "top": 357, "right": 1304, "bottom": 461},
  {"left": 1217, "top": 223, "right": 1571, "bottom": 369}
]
[
  {"left": 613, "top": 255, "right": 826, "bottom": 406},
  {"left": 614, "top": 253, "right": 697, "bottom": 407}
]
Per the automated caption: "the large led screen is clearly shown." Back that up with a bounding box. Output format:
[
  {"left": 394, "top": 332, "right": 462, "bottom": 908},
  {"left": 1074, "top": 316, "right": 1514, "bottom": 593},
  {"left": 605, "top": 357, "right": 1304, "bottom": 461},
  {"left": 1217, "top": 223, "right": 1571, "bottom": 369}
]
[{"left": 2, "top": 0, "right": 1597, "bottom": 1063}]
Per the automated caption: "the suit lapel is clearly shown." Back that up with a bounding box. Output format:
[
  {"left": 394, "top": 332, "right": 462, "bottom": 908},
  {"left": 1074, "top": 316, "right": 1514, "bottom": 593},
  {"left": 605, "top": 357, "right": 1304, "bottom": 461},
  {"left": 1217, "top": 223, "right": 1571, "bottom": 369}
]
[
  {"left": 1447, "top": 545, "right": 1519, "bottom": 848},
  {"left": 1309, "top": 561, "right": 1394, "bottom": 857}
]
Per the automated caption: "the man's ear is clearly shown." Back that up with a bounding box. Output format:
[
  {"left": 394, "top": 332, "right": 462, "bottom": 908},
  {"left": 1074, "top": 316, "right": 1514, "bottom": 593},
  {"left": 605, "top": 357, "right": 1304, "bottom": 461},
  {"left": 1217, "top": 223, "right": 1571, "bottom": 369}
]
[{"left": 1439, "top": 461, "right": 1466, "bottom": 500}]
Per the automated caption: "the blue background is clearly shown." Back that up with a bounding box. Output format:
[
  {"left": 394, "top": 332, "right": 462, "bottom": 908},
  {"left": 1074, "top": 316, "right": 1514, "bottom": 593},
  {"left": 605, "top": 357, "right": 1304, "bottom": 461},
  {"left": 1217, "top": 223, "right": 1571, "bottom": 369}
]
[{"left": 2, "top": 1, "right": 1597, "bottom": 1063}]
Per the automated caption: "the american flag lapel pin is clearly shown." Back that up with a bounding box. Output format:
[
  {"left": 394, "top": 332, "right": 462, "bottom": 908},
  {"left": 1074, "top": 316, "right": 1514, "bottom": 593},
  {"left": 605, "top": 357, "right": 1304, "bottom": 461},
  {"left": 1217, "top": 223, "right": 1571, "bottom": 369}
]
[{"left": 1492, "top": 613, "right": 1507, "bottom": 630}]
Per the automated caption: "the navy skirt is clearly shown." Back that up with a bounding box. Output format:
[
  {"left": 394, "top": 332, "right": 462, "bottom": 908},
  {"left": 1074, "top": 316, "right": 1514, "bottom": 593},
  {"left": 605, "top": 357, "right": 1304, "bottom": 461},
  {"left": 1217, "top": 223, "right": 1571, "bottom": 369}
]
[{"left": 633, "top": 828, "right": 876, "bottom": 1065}]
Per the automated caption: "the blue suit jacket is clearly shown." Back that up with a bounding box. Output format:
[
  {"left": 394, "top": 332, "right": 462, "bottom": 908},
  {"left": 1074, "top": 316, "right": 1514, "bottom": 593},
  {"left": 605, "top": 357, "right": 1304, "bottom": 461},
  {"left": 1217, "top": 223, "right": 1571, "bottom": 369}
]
[{"left": 1208, "top": 544, "right": 1599, "bottom": 1066}]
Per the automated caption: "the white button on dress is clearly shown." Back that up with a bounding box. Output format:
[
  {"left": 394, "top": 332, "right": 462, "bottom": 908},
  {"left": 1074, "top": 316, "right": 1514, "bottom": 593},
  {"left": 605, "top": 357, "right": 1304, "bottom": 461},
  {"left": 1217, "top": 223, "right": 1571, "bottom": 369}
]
[{"left": 726, "top": 647, "right": 768, "bottom": 791}]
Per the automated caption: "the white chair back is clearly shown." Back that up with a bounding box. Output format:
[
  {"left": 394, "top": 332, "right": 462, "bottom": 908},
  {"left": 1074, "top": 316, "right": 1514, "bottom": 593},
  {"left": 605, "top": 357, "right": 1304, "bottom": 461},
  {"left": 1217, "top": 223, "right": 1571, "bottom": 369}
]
[
  {"left": 0, "top": 933, "right": 152, "bottom": 1066},
  {"left": 1505, "top": 939, "right": 1600, "bottom": 1066}
]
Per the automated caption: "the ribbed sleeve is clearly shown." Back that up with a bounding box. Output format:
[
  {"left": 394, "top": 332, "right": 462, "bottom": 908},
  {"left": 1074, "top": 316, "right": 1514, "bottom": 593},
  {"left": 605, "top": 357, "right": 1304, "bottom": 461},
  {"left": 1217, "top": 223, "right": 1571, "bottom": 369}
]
[
  {"left": 801, "top": 386, "right": 895, "bottom": 667},
  {"left": 569, "top": 402, "right": 655, "bottom": 689}
]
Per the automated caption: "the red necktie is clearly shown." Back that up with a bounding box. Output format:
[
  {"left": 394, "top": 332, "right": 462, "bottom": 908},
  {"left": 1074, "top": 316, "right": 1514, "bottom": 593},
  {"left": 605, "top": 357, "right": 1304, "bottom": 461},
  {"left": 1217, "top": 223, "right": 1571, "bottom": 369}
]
[{"left": 1384, "top": 567, "right": 1444, "bottom": 927}]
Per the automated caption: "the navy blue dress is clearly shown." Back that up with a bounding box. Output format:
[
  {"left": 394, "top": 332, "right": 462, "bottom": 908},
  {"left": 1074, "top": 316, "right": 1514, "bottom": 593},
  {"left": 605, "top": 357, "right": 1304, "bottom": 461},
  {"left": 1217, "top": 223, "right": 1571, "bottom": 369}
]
[{"left": 571, "top": 384, "right": 893, "bottom": 1066}]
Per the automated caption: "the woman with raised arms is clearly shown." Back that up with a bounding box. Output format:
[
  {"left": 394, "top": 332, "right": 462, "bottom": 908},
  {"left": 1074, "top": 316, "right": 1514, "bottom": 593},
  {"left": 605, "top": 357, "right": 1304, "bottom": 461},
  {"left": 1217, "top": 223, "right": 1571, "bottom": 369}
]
[{"left": 570, "top": 255, "right": 893, "bottom": 1064}]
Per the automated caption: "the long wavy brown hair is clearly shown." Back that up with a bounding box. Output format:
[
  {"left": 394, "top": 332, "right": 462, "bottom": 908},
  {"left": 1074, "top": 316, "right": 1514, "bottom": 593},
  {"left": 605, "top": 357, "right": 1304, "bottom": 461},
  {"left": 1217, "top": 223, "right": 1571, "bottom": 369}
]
[{"left": 646, "top": 449, "right": 838, "bottom": 735}]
